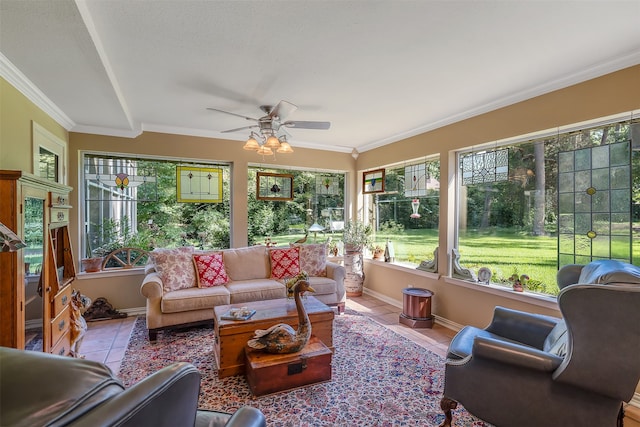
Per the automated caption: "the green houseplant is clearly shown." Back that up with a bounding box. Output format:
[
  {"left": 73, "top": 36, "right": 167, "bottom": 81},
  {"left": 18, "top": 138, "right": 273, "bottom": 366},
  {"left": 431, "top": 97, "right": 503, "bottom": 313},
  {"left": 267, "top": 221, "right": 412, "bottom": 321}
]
[{"left": 342, "top": 220, "right": 373, "bottom": 251}]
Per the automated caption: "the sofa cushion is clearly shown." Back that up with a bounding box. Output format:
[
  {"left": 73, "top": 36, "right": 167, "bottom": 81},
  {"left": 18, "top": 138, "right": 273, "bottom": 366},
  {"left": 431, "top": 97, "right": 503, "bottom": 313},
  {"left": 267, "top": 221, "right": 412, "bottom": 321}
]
[
  {"left": 226, "top": 279, "right": 287, "bottom": 304},
  {"left": 308, "top": 276, "right": 337, "bottom": 296},
  {"left": 192, "top": 252, "right": 229, "bottom": 287},
  {"left": 577, "top": 259, "right": 640, "bottom": 285},
  {"left": 269, "top": 247, "right": 301, "bottom": 279},
  {"left": 298, "top": 243, "right": 327, "bottom": 277},
  {"left": 161, "top": 286, "right": 231, "bottom": 313},
  {"left": 223, "top": 246, "right": 270, "bottom": 281},
  {"left": 149, "top": 247, "right": 196, "bottom": 292}
]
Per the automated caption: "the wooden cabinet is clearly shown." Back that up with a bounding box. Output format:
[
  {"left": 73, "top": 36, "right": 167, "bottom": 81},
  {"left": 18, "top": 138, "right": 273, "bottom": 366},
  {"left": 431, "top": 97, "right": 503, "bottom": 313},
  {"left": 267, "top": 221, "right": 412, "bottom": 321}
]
[{"left": 0, "top": 170, "right": 75, "bottom": 354}]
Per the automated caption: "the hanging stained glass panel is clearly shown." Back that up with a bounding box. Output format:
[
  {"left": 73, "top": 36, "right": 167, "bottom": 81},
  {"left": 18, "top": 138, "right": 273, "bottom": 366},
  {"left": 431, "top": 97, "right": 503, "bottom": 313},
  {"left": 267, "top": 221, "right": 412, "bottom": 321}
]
[
  {"left": 177, "top": 166, "right": 223, "bottom": 203},
  {"left": 460, "top": 148, "right": 509, "bottom": 185},
  {"left": 404, "top": 163, "right": 427, "bottom": 197},
  {"left": 315, "top": 176, "right": 340, "bottom": 195},
  {"left": 84, "top": 157, "right": 157, "bottom": 202}
]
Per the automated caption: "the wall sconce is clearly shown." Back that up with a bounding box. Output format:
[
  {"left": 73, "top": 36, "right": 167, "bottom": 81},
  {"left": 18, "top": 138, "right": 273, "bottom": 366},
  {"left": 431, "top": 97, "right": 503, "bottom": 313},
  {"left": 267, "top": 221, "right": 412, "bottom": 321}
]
[{"left": 351, "top": 148, "right": 359, "bottom": 160}]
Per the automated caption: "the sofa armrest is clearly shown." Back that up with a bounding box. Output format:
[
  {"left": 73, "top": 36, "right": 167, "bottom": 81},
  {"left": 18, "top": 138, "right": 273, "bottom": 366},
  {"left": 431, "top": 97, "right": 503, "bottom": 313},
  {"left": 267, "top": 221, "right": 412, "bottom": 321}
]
[
  {"left": 69, "top": 362, "right": 201, "bottom": 427},
  {"left": 140, "top": 272, "right": 164, "bottom": 299},
  {"left": 326, "top": 261, "right": 346, "bottom": 303},
  {"left": 485, "top": 306, "right": 561, "bottom": 349}
]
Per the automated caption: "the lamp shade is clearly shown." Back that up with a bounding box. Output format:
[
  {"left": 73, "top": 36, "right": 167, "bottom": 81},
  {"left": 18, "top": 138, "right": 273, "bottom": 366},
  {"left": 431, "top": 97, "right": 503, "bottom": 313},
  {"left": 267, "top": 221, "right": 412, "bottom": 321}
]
[
  {"left": 277, "top": 141, "right": 294, "bottom": 154},
  {"left": 309, "top": 222, "right": 325, "bottom": 232},
  {"left": 256, "top": 146, "right": 273, "bottom": 156},
  {"left": 243, "top": 137, "right": 260, "bottom": 150},
  {"left": 264, "top": 135, "right": 281, "bottom": 148}
]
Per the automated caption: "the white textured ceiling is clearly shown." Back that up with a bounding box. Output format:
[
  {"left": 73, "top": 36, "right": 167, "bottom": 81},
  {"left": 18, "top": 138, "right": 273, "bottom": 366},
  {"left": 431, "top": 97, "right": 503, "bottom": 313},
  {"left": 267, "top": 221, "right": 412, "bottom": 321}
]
[{"left": 1, "top": 0, "right": 639, "bottom": 153}]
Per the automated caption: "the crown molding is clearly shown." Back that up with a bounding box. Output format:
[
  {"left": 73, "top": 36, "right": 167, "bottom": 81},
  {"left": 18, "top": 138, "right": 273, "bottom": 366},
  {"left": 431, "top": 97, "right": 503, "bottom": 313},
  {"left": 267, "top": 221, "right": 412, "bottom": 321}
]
[
  {"left": 357, "top": 51, "right": 640, "bottom": 153},
  {"left": 0, "top": 53, "right": 75, "bottom": 130}
]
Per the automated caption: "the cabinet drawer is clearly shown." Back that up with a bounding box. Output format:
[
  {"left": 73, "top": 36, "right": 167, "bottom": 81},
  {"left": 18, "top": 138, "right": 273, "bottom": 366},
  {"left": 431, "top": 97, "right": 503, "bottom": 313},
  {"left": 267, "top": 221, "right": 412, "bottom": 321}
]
[
  {"left": 50, "top": 305, "right": 70, "bottom": 347},
  {"left": 53, "top": 285, "right": 72, "bottom": 317},
  {"left": 50, "top": 192, "right": 70, "bottom": 208},
  {"left": 50, "top": 207, "right": 70, "bottom": 224},
  {"left": 50, "top": 329, "right": 71, "bottom": 356}
]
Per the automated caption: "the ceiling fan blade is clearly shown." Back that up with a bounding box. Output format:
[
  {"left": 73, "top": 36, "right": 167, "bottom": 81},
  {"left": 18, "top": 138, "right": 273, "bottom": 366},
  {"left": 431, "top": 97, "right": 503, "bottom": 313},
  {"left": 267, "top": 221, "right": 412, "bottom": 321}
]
[
  {"left": 282, "top": 121, "right": 331, "bottom": 130},
  {"left": 207, "top": 107, "right": 259, "bottom": 122},
  {"left": 221, "top": 125, "right": 258, "bottom": 133},
  {"left": 268, "top": 100, "right": 297, "bottom": 120}
]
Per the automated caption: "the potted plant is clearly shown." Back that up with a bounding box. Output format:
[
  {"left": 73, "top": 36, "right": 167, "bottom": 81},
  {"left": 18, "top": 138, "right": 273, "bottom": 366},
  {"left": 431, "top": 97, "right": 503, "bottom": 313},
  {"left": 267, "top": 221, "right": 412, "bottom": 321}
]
[
  {"left": 341, "top": 220, "right": 373, "bottom": 296},
  {"left": 81, "top": 239, "right": 104, "bottom": 273}
]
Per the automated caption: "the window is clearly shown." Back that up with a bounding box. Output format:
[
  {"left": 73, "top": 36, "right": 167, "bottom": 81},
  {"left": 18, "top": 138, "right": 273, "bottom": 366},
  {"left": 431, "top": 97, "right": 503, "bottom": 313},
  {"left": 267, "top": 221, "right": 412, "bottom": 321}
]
[
  {"left": 82, "top": 153, "right": 231, "bottom": 266},
  {"left": 247, "top": 167, "right": 345, "bottom": 246},
  {"left": 365, "top": 158, "right": 440, "bottom": 266},
  {"left": 32, "top": 121, "right": 65, "bottom": 184},
  {"left": 456, "top": 118, "right": 640, "bottom": 296}
]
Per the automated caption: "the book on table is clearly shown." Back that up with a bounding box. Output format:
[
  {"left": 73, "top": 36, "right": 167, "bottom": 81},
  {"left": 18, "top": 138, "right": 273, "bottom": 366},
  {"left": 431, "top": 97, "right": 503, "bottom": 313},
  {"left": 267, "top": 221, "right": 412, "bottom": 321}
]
[{"left": 221, "top": 308, "right": 256, "bottom": 321}]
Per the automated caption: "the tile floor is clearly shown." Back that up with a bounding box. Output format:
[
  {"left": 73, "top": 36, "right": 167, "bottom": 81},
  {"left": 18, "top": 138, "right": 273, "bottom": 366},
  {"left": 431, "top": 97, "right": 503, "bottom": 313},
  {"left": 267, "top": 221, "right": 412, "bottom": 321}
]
[{"left": 80, "top": 293, "right": 455, "bottom": 373}]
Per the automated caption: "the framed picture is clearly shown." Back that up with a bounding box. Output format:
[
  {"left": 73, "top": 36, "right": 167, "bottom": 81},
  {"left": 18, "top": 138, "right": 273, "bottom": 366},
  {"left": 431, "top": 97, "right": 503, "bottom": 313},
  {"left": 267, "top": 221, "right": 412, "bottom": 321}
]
[
  {"left": 363, "top": 169, "right": 385, "bottom": 194},
  {"left": 257, "top": 172, "right": 294, "bottom": 201}
]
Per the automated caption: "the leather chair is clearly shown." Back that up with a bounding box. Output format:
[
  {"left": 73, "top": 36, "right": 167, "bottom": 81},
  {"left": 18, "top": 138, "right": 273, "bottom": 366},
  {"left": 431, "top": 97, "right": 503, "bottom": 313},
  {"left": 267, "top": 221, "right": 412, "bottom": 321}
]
[
  {"left": 439, "top": 260, "right": 640, "bottom": 427},
  {"left": 0, "top": 346, "right": 266, "bottom": 427}
]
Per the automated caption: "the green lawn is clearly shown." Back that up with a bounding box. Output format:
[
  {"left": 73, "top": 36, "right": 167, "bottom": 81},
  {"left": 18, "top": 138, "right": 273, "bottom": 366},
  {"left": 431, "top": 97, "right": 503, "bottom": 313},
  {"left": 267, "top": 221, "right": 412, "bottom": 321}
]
[{"left": 262, "top": 227, "right": 560, "bottom": 295}]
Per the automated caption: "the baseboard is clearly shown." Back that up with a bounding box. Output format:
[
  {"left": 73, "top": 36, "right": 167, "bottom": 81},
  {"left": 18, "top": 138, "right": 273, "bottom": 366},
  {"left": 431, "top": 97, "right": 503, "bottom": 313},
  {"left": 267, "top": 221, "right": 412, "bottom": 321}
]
[
  {"left": 121, "top": 307, "right": 146, "bottom": 317},
  {"left": 362, "top": 288, "right": 464, "bottom": 332}
]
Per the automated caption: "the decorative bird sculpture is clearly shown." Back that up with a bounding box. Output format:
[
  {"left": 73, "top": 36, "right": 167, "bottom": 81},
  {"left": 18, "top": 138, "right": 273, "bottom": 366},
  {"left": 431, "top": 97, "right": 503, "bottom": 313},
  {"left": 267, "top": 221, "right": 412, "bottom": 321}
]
[
  {"left": 247, "top": 272, "right": 314, "bottom": 354},
  {"left": 293, "top": 232, "right": 308, "bottom": 245}
]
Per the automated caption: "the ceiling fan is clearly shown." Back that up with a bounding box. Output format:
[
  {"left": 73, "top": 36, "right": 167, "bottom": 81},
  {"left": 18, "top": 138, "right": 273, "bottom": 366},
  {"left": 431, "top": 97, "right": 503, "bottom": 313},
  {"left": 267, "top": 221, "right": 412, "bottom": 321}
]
[{"left": 207, "top": 100, "right": 330, "bottom": 155}]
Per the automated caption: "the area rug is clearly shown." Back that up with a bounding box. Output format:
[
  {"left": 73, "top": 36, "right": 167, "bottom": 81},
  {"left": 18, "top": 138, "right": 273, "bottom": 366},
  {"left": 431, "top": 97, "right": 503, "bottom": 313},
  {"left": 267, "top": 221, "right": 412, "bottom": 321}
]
[{"left": 119, "top": 312, "right": 489, "bottom": 427}]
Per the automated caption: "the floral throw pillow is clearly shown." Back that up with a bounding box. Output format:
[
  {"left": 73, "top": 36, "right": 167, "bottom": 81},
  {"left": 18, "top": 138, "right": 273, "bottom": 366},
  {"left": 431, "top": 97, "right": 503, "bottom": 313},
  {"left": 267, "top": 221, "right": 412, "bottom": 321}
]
[
  {"left": 269, "top": 247, "right": 301, "bottom": 279},
  {"left": 149, "top": 247, "right": 196, "bottom": 292},
  {"left": 299, "top": 243, "right": 327, "bottom": 277},
  {"left": 192, "top": 252, "right": 229, "bottom": 287}
]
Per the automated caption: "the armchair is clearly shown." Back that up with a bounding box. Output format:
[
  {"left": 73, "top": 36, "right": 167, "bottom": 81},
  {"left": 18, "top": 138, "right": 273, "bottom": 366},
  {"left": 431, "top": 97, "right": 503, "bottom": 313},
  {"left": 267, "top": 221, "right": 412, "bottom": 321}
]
[
  {"left": 0, "top": 346, "right": 266, "bottom": 427},
  {"left": 439, "top": 260, "right": 640, "bottom": 427}
]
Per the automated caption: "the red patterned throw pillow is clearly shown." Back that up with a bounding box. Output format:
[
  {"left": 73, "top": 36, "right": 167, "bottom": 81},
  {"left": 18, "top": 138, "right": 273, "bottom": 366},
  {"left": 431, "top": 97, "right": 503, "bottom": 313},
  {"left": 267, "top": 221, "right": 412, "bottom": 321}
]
[
  {"left": 269, "top": 247, "right": 301, "bottom": 279},
  {"left": 192, "top": 252, "right": 229, "bottom": 287}
]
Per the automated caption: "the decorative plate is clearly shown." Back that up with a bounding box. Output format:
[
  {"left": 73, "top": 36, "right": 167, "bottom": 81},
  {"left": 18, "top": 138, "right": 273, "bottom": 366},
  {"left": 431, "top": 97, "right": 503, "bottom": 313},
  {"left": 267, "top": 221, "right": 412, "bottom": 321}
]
[{"left": 477, "top": 267, "right": 492, "bottom": 284}]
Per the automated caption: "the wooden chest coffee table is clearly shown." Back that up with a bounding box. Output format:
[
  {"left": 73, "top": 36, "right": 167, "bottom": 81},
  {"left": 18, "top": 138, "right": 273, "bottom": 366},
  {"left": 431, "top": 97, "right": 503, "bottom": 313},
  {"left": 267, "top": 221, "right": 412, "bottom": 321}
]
[{"left": 213, "top": 296, "right": 334, "bottom": 378}]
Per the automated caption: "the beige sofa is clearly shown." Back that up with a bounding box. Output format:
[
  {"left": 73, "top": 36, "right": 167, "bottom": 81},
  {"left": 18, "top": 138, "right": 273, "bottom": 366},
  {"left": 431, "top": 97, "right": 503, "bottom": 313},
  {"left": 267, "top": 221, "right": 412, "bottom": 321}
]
[{"left": 141, "top": 245, "right": 345, "bottom": 340}]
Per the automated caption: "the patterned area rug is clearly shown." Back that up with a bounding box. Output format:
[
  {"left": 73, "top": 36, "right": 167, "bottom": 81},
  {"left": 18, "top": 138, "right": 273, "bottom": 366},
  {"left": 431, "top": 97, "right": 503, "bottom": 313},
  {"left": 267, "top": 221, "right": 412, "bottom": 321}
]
[{"left": 119, "top": 312, "right": 489, "bottom": 427}]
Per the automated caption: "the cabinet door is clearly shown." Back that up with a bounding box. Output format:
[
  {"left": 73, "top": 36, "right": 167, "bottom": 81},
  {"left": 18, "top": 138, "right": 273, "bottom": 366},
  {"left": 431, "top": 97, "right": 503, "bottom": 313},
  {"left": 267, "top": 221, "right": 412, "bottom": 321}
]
[{"left": 23, "top": 195, "right": 47, "bottom": 352}]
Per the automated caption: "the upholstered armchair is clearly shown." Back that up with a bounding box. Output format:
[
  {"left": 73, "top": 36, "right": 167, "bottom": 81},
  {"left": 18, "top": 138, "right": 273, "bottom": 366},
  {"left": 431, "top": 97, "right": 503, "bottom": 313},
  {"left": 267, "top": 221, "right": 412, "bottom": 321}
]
[
  {"left": 439, "top": 260, "right": 640, "bottom": 427},
  {"left": 0, "top": 346, "right": 266, "bottom": 427}
]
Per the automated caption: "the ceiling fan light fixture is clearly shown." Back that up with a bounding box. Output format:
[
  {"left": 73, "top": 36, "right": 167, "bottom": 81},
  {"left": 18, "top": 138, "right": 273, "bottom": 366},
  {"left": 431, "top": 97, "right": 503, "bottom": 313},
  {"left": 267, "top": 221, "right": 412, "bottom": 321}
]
[
  {"left": 256, "top": 146, "right": 273, "bottom": 156},
  {"left": 243, "top": 136, "right": 260, "bottom": 150},
  {"left": 264, "top": 135, "right": 281, "bottom": 149},
  {"left": 277, "top": 141, "right": 294, "bottom": 154}
]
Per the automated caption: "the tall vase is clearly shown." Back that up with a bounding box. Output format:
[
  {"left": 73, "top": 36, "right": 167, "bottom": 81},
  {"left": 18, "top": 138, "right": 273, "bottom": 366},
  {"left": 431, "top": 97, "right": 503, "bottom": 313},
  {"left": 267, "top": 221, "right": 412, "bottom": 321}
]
[{"left": 343, "top": 244, "right": 364, "bottom": 296}]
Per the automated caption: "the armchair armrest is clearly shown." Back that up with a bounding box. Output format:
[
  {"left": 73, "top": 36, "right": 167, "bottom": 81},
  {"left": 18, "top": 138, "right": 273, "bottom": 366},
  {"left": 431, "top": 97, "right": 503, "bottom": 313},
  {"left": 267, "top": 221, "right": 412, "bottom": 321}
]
[
  {"left": 556, "top": 264, "right": 584, "bottom": 289},
  {"left": 472, "top": 336, "right": 563, "bottom": 372},
  {"left": 485, "top": 306, "right": 561, "bottom": 349},
  {"left": 196, "top": 407, "right": 266, "bottom": 427},
  {"left": 69, "top": 362, "right": 201, "bottom": 427}
]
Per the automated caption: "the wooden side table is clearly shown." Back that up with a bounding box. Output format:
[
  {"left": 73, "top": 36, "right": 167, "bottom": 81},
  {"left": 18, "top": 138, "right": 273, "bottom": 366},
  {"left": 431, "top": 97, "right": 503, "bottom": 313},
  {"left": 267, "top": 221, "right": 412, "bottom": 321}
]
[{"left": 399, "top": 287, "right": 434, "bottom": 328}]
